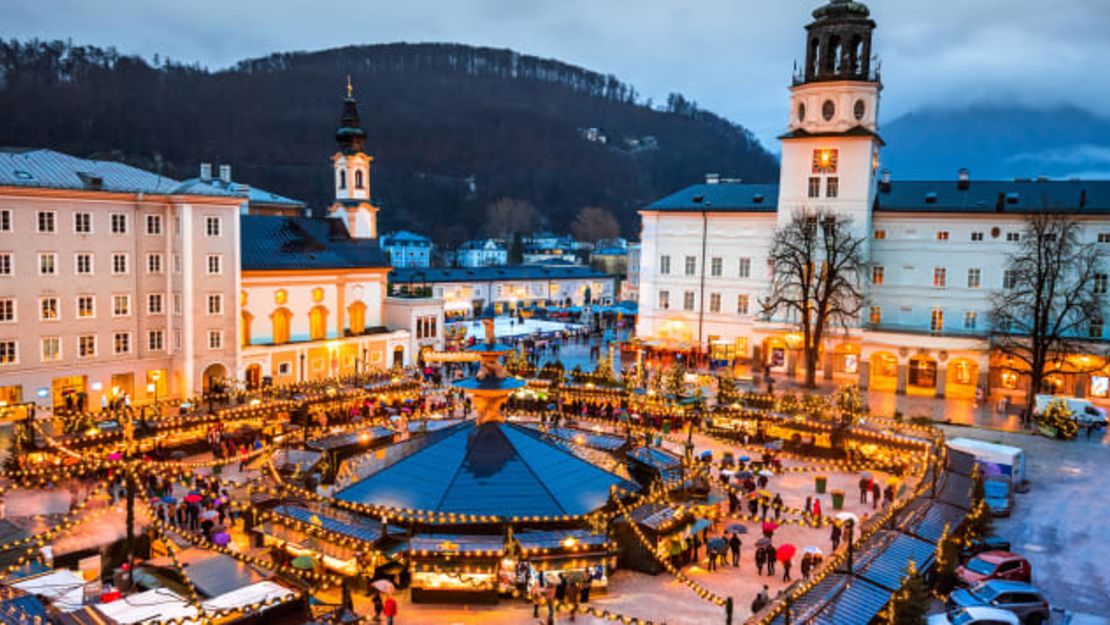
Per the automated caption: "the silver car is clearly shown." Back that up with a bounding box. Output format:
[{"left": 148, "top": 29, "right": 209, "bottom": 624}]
[{"left": 947, "top": 580, "right": 1050, "bottom": 625}]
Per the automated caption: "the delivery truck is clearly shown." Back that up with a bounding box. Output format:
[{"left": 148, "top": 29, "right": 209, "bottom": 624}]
[{"left": 946, "top": 437, "right": 1027, "bottom": 486}]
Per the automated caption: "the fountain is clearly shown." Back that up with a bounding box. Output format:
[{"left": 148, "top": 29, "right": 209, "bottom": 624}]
[{"left": 453, "top": 306, "right": 526, "bottom": 423}]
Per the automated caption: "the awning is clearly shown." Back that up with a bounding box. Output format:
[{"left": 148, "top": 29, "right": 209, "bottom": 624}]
[
  {"left": 10, "top": 568, "right": 86, "bottom": 612},
  {"left": 269, "top": 504, "right": 383, "bottom": 544},
  {"left": 409, "top": 534, "right": 505, "bottom": 556},
  {"left": 853, "top": 531, "right": 936, "bottom": 591}
]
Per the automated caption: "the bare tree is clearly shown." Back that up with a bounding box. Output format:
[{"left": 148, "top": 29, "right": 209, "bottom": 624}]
[
  {"left": 571, "top": 206, "right": 621, "bottom": 242},
  {"left": 764, "top": 210, "right": 866, "bottom": 388},
  {"left": 989, "top": 213, "right": 1108, "bottom": 419},
  {"left": 484, "top": 198, "right": 540, "bottom": 239}
]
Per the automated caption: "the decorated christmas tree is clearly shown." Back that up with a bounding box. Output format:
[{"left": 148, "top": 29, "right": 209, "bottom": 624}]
[
  {"left": 833, "top": 383, "right": 865, "bottom": 422},
  {"left": 717, "top": 372, "right": 740, "bottom": 407},
  {"left": 664, "top": 363, "right": 686, "bottom": 397},
  {"left": 965, "top": 464, "right": 994, "bottom": 539},
  {"left": 882, "top": 559, "right": 930, "bottom": 625},
  {"left": 1034, "top": 397, "right": 1078, "bottom": 439}
]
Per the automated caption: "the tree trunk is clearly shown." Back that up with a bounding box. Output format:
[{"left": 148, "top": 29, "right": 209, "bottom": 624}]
[{"left": 804, "top": 346, "right": 818, "bottom": 389}]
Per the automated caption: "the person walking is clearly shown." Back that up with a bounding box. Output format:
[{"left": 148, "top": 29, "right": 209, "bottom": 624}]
[
  {"left": 858, "top": 476, "right": 869, "bottom": 503},
  {"left": 800, "top": 553, "right": 812, "bottom": 580},
  {"left": 871, "top": 482, "right": 881, "bottom": 510},
  {"left": 766, "top": 545, "right": 777, "bottom": 576},
  {"left": 382, "top": 595, "right": 397, "bottom": 625},
  {"left": 830, "top": 523, "right": 842, "bottom": 551},
  {"left": 707, "top": 544, "right": 717, "bottom": 572},
  {"left": 543, "top": 580, "right": 557, "bottom": 625},
  {"left": 729, "top": 533, "right": 742, "bottom": 568},
  {"left": 782, "top": 556, "right": 792, "bottom": 582},
  {"left": 371, "top": 593, "right": 383, "bottom": 622},
  {"left": 772, "top": 493, "right": 783, "bottom": 521},
  {"left": 755, "top": 544, "right": 766, "bottom": 575}
]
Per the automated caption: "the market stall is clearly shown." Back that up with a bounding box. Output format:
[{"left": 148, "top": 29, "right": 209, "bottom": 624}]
[
  {"left": 611, "top": 502, "right": 704, "bottom": 575},
  {"left": 509, "top": 529, "right": 614, "bottom": 595},
  {"left": 256, "top": 504, "right": 384, "bottom": 577},
  {"left": 408, "top": 534, "right": 505, "bottom": 604}
]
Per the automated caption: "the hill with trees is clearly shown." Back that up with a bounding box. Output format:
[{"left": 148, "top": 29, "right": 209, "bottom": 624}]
[{"left": 0, "top": 40, "right": 779, "bottom": 244}]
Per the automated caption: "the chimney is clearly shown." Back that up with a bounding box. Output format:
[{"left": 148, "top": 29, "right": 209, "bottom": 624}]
[
  {"left": 199, "top": 163, "right": 212, "bottom": 181},
  {"left": 957, "top": 168, "right": 970, "bottom": 190},
  {"left": 705, "top": 173, "right": 720, "bottom": 185},
  {"left": 219, "top": 164, "right": 232, "bottom": 183},
  {"left": 878, "top": 169, "right": 891, "bottom": 193}
]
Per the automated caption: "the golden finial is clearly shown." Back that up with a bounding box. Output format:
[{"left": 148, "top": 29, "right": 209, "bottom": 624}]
[{"left": 346, "top": 75, "right": 353, "bottom": 99}]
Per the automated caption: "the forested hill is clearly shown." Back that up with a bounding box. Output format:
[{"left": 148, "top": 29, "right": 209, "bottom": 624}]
[{"left": 0, "top": 40, "right": 779, "bottom": 244}]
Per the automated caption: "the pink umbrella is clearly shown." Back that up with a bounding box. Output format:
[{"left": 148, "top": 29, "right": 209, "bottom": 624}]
[
  {"left": 776, "top": 544, "right": 796, "bottom": 562},
  {"left": 762, "top": 521, "right": 779, "bottom": 534},
  {"left": 107, "top": 452, "right": 122, "bottom": 460},
  {"left": 184, "top": 494, "right": 203, "bottom": 504}
]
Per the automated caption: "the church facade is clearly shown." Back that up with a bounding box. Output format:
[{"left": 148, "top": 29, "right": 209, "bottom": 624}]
[{"left": 636, "top": 0, "right": 1110, "bottom": 402}]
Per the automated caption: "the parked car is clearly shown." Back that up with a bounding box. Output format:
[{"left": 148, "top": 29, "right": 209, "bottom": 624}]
[
  {"left": 928, "top": 606, "right": 1020, "bottom": 625},
  {"left": 947, "top": 581, "right": 1051, "bottom": 625},
  {"left": 956, "top": 551, "right": 1032, "bottom": 586},
  {"left": 960, "top": 536, "right": 1013, "bottom": 563},
  {"left": 983, "top": 477, "right": 1013, "bottom": 517},
  {"left": 1034, "top": 394, "right": 1108, "bottom": 426}
]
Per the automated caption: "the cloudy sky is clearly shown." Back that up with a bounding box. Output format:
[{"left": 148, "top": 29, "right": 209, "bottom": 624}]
[{"left": 6, "top": 0, "right": 1110, "bottom": 147}]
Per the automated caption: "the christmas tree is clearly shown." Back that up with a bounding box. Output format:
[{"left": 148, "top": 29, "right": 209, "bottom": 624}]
[
  {"left": 664, "top": 363, "right": 686, "bottom": 397},
  {"left": 965, "top": 464, "right": 994, "bottom": 539},
  {"left": 1034, "top": 397, "right": 1078, "bottom": 439},
  {"left": 717, "top": 373, "right": 740, "bottom": 407},
  {"left": 883, "top": 559, "right": 930, "bottom": 625}
]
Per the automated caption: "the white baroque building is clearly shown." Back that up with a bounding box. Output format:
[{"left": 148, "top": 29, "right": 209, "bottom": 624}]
[{"left": 636, "top": 0, "right": 1110, "bottom": 402}]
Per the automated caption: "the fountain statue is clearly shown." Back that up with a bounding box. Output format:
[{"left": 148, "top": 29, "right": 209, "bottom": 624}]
[{"left": 453, "top": 306, "right": 526, "bottom": 423}]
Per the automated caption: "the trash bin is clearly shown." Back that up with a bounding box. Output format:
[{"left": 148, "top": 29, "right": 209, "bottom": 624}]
[
  {"left": 662, "top": 421, "right": 672, "bottom": 434},
  {"left": 831, "top": 489, "right": 845, "bottom": 510},
  {"left": 815, "top": 475, "right": 827, "bottom": 494}
]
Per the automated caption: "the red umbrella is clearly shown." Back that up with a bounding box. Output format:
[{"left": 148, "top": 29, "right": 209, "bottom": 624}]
[
  {"left": 761, "top": 521, "right": 779, "bottom": 534},
  {"left": 776, "top": 543, "right": 796, "bottom": 562}
]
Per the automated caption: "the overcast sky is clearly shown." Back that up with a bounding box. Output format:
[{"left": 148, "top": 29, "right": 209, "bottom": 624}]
[{"left": 6, "top": 0, "right": 1110, "bottom": 147}]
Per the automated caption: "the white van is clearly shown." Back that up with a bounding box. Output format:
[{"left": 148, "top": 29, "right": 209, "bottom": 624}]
[{"left": 1033, "top": 394, "right": 1108, "bottom": 426}]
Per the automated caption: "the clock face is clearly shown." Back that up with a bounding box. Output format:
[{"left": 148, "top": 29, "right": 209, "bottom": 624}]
[
  {"left": 854, "top": 99, "right": 865, "bottom": 121},
  {"left": 798, "top": 103, "right": 806, "bottom": 122},
  {"left": 822, "top": 100, "right": 835, "bottom": 121},
  {"left": 812, "top": 149, "right": 838, "bottom": 174}
]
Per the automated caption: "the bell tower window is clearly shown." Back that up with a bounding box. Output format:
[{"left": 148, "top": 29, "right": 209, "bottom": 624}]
[
  {"left": 338, "top": 169, "right": 347, "bottom": 189},
  {"left": 822, "top": 100, "right": 835, "bottom": 121},
  {"left": 355, "top": 169, "right": 365, "bottom": 189}
]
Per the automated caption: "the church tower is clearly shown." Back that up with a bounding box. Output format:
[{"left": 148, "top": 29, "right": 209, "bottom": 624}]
[
  {"left": 777, "top": 0, "right": 881, "bottom": 244},
  {"left": 329, "top": 77, "right": 380, "bottom": 239}
]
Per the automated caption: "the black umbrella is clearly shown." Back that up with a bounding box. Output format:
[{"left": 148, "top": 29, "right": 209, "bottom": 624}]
[{"left": 726, "top": 524, "right": 748, "bottom": 535}]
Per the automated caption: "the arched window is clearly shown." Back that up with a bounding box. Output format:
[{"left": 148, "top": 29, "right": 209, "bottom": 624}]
[
  {"left": 271, "top": 308, "right": 292, "bottom": 345},
  {"left": 338, "top": 169, "right": 347, "bottom": 189},
  {"left": 354, "top": 169, "right": 364, "bottom": 189},
  {"left": 241, "top": 311, "right": 253, "bottom": 347},
  {"left": 826, "top": 35, "right": 842, "bottom": 74},
  {"left": 850, "top": 34, "right": 864, "bottom": 75},
  {"left": 348, "top": 301, "right": 366, "bottom": 335},
  {"left": 808, "top": 38, "right": 821, "bottom": 78},
  {"left": 309, "top": 305, "right": 328, "bottom": 341}
]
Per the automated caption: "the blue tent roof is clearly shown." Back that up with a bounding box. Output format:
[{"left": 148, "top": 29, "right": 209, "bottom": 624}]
[
  {"left": 853, "top": 531, "right": 936, "bottom": 591},
  {"left": 271, "top": 504, "right": 383, "bottom": 544},
  {"left": 0, "top": 593, "right": 47, "bottom": 625},
  {"left": 334, "top": 422, "right": 636, "bottom": 518}
]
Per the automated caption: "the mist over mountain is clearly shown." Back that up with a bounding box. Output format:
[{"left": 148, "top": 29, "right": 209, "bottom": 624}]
[
  {"left": 881, "top": 104, "right": 1110, "bottom": 181},
  {"left": 0, "top": 40, "right": 779, "bottom": 244}
]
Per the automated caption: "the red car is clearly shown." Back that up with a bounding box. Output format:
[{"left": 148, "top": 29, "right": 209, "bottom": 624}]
[{"left": 956, "top": 551, "right": 1032, "bottom": 586}]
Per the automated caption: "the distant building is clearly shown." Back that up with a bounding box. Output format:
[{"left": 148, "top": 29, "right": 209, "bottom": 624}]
[
  {"left": 0, "top": 148, "right": 242, "bottom": 408},
  {"left": 623, "top": 242, "right": 641, "bottom": 302},
  {"left": 452, "top": 238, "right": 507, "bottom": 267},
  {"left": 179, "top": 163, "right": 306, "bottom": 217},
  {"left": 380, "top": 230, "right": 434, "bottom": 268},
  {"left": 590, "top": 245, "right": 629, "bottom": 279},
  {"left": 390, "top": 265, "right": 616, "bottom": 318},
  {"left": 522, "top": 233, "right": 579, "bottom": 264}
]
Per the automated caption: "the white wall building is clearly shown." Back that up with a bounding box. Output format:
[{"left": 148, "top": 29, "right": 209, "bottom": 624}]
[
  {"left": 380, "top": 230, "right": 434, "bottom": 268},
  {"left": 452, "top": 239, "right": 508, "bottom": 268},
  {"left": 636, "top": 0, "right": 1110, "bottom": 402}
]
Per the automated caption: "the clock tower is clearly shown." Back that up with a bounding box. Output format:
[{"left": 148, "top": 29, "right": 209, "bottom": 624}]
[
  {"left": 777, "top": 0, "right": 881, "bottom": 244},
  {"left": 329, "top": 77, "right": 380, "bottom": 239}
]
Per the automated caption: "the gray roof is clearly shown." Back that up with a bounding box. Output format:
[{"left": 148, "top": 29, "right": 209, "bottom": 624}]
[
  {"left": 0, "top": 148, "right": 240, "bottom": 198},
  {"left": 390, "top": 264, "right": 612, "bottom": 284},
  {"left": 240, "top": 214, "right": 388, "bottom": 271},
  {"left": 177, "top": 176, "right": 305, "bottom": 208},
  {"left": 646, "top": 182, "right": 779, "bottom": 212},
  {"left": 381, "top": 230, "right": 433, "bottom": 247}
]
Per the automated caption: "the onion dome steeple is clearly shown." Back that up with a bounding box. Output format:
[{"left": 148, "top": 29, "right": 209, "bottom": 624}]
[
  {"left": 800, "top": 0, "right": 877, "bottom": 84},
  {"left": 335, "top": 75, "right": 367, "bottom": 155}
]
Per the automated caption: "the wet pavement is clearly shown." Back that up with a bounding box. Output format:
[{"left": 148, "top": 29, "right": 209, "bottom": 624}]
[{"left": 939, "top": 426, "right": 1110, "bottom": 621}]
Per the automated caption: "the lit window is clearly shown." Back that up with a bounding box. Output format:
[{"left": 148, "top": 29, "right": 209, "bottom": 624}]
[
  {"left": 40, "top": 297, "right": 58, "bottom": 321},
  {"left": 936, "top": 231, "right": 950, "bottom": 241},
  {"left": 77, "top": 335, "right": 96, "bottom": 358},
  {"left": 0, "top": 340, "right": 17, "bottom": 364},
  {"left": 275, "top": 289, "right": 288, "bottom": 305},
  {"left": 41, "top": 337, "right": 60, "bottom": 362},
  {"left": 964, "top": 311, "right": 977, "bottom": 330},
  {"left": 737, "top": 294, "right": 750, "bottom": 315},
  {"left": 930, "top": 309, "right": 944, "bottom": 333},
  {"left": 113, "top": 332, "right": 131, "bottom": 355},
  {"left": 933, "top": 267, "right": 946, "bottom": 288},
  {"left": 77, "top": 295, "right": 95, "bottom": 318},
  {"left": 869, "top": 306, "right": 881, "bottom": 325},
  {"left": 312, "top": 287, "right": 325, "bottom": 302},
  {"left": 113, "top": 295, "right": 130, "bottom": 317},
  {"left": 871, "top": 265, "right": 884, "bottom": 286},
  {"left": 658, "top": 290, "right": 670, "bottom": 310},
  {"left": 873, "top": 230, "right": 886, "bottom": 240}
]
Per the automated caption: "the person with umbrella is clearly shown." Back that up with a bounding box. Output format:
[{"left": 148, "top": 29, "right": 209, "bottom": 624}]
[
  {"left": 728, "top": 532, "right": 742, "bottom": 568},
  {"left": 800, "top": 552, "right": 813, "bottom": 580},
  {"left": 777, "top": 544, "right": 796, "bottom": 581}
]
